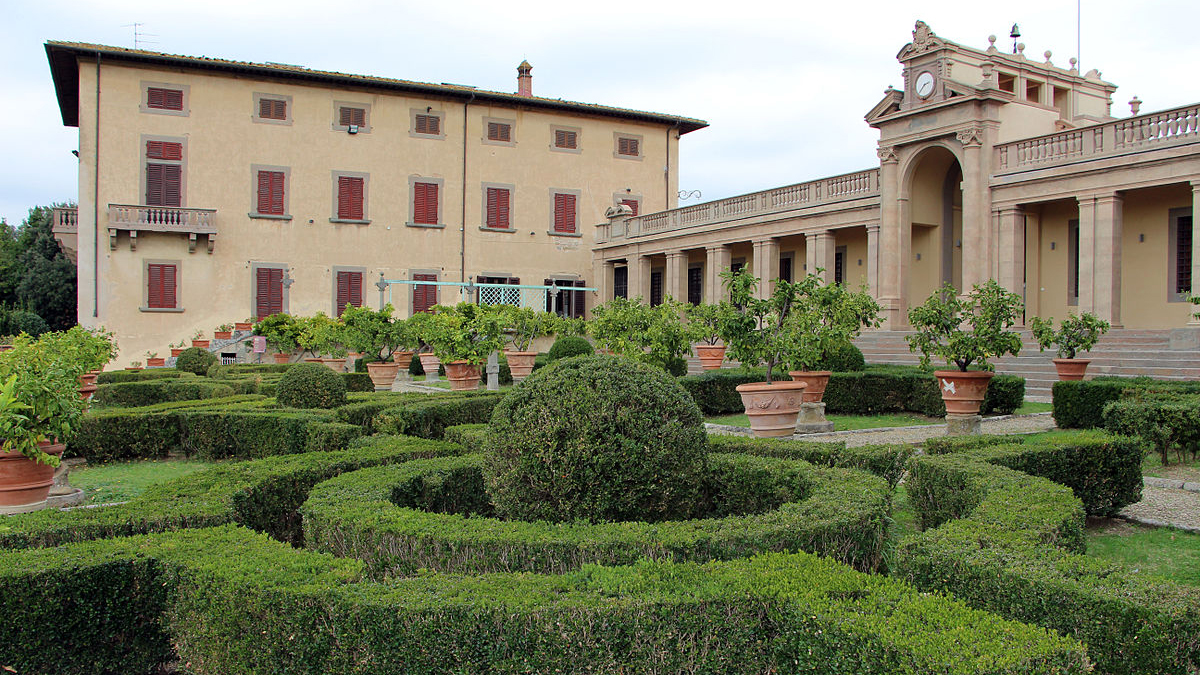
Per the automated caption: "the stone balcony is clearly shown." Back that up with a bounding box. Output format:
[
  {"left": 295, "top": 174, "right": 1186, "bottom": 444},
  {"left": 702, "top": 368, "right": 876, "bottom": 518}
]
[
  {"left": 107, "top": 204, "right": 217, "bottom": 253},
  {"left": 51, "top": 206, "right": 78, "bottom": 263}
]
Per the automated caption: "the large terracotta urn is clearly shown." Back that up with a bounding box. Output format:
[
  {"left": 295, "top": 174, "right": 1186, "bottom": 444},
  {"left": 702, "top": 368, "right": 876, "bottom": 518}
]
[
  {"left": 418, "top": 353, "right": 442, "bottom": 381},
  {"left": 77, "top": 372, "right": 99, "bottom": 401},
  {"left": 0, "top": 441, "right": 65, "bottom": 514},
  {"left": 505, "top": 351, "right": 537, "bottom": 382},
  {"left": 319, "top": 358, "right": 346, "bottom": 373},
  {"left": 934, "top": 370, "right": 994, "bottom": 415},
  {"left": 273, "top": 353, "right": 292, "bottom": 364},
  {"left": 694, "top": 344, "right": 727, "bottom": 370},
  {"left": 392, "top": 351, "right": 414, "bottom": 370},
  {"left": 1052, "top": 358, "right": 1090, "bottom": 381},
  {"left": 787, "top": 370, "right": 832, "bottom": 403},
  {"left": 191, "top": 339, "right": 210, "bottom": 349},
  {"left": 366, "top": 361, "right": 400, "bottom": 391},
  {"left": 444, "top": 361, "right": 481, "bottom": 391},
  {"left": 734, "top": 380, "right": 808, "bottom": 438}
]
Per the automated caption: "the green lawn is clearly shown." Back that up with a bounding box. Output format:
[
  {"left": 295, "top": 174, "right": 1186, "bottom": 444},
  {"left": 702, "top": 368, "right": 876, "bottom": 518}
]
[
  {"left": 1087, "top": 521, "right": 1200, "bottom": 587},
  {"left": 70, "top": 459, "right": 217, "bottom": 505},
  {"left": 1012, "top": 401, "right": 1053, "bottom": 415},
  {"left": 706, "top": 411, "right": 939, "bottom": 431}
]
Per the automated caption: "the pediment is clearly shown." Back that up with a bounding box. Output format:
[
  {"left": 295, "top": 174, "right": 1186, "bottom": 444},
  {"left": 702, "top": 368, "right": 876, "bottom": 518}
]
[
  {"left": 897, "top": 20, "right": 947, "bottom": 60},
  {"left": 865, "top": 88, "right": 903, "bottom": 124}
]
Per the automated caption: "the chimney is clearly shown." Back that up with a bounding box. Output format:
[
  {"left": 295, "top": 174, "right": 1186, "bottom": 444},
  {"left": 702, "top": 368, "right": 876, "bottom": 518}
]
[{"left": 517, "top": 60, "right": 533, "bottom": 97}]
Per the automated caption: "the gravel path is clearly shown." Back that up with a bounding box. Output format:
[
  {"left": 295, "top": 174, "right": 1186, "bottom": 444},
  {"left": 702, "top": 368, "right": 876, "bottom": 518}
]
[
  {"left": 706, "top": 412, "right": 1057, "bottom": 447},
  {"left": 1120, "top": 483, "right": 1200, "bottom": 533}
]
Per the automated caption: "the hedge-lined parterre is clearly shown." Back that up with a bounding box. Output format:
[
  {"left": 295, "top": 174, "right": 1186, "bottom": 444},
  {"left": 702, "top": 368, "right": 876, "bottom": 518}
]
[
  {"left": 0, "top": 526, "right": 1090, "bottom": 675},
  {"left": 1051, "top": 376, "right": 1200, "bottom": 429},
  {"left": 707, "top": 433, "right": 914, "bottom": 488},
  {"left": 898, "top": 431, "right": 1200, "bottom": 675},
  {"left": 301, "top": 452, "right": 891, "bottom": 577}
]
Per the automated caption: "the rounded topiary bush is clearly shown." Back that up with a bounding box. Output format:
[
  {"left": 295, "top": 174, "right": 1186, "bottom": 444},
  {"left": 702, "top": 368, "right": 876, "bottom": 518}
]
[
  {"left": 276, "top": 362, "right": 347, "bottom": 409},
  {"left": 175, "top": 347, "right": 218, "bottom": 375},
  {"left": 485, "top": 354, "right": 708, "bottom": 524},
  {"left": 547, "top": 335, "right": 593, "bottom": 361},
  {"left": 816, "top": 340, "right": 866, "bottom": 372}
]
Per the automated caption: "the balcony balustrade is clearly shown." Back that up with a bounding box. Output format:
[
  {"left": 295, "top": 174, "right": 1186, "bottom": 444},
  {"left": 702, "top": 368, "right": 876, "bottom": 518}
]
[{"left": 107, "top": 204, "right": 217, "bottom": 253}]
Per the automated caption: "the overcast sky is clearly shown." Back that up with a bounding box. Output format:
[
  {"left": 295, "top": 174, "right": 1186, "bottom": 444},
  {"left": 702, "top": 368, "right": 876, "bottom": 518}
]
[{"left": 3, "top": 0, "right": 1198, "bottom": 226}]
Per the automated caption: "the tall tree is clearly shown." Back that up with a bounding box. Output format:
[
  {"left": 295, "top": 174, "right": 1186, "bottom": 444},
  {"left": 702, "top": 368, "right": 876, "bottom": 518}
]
[
  {"left": 0, "top": 220, "right": 20, "bottom": 307},
  {"left": 13, "top": 206, "right": 77, "bottom": 331}
]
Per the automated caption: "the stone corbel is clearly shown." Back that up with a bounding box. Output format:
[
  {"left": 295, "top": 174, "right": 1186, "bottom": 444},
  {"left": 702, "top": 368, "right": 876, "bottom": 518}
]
[
  {"left": 877, "top": 145, "right": 899, "bottom": 164},
  {"left": 956, "top": 127, "right": 985, "bottom": 148},
  {"left": 128, "top": 230, "right": 138, "bottom": 251},
  {"left": 108, "top": 228, "right": 118, "bottom": 250},
  {"left": 188, "top": 232, "right": 198, "bottom": 254},
  {"left": 206, "top": 233, "right": 216, "bottom": 254}
]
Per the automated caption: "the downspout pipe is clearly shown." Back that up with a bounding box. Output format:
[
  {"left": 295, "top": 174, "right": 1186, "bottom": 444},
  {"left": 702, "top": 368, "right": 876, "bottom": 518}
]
[
  {"left": 666, "top": 120, "right": 680, "bottom": 208},
  {"left": 460, "top": 93, "right": 476, "bottom": 293},
  {"left": 93, "top": 53, "right": 101, "bottom": 318}
]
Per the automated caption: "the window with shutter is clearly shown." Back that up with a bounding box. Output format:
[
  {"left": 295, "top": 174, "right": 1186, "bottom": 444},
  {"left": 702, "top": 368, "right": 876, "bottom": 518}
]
[
  {"left": 554, "top": 129, "right": 578, "bottom": 149},
  {"left": 337, "top": 176, "right": 365, "bottom": 220},
  {"left": 336, "top": 271, "right": 363, "bottom": 316},
  {"left": 259, "top": 98, "right": 287, "bottom": 120},
  {"left": 339, "top": 106, "right": 366, "bottom": 127},
  {"left": 255, "top": 268, "right": 285, "bottom": 320},
  {"left": 553, "top": 193, "right": 577, "bottom": 233},
  {"left": 146, "top": 263, "right": 178, "bottom": 309},
  {"left": 413, "top": 182, "right": 439, "bottom": 224},
  {"left": 412, "top": 273, "right": 438, "bottom": 314},
  {"left": 146, "top": 164, "right": 182, "bottom": 207},
  {"left": 147, "top": 87, "right": 184, "bottom": 111},
  {"left": 619, "top": 199, "right": 640, "bottom": 216},
  {"left": 256, "top": 171, "right": 286, "bottom": 215},
  {"left": 487, "top": 122, "right": 512, "bottom": 142},
  {"left": 414, "top": 114, "right": 441, "bottom": 135},
  {"left": 617, "top": 136, "right": 640, "bottom": 156},
  {"left": 485, "top": 187, "right": 511, "bottom": 229},
  {"left": 146, "top": 141, "right": 183, "bottom": 160}
]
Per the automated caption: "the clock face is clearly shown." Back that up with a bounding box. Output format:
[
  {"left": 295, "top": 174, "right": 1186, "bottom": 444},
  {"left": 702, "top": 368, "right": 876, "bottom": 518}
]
[{"left": 916, "top": 71, "right": 936, "bottom": 99}]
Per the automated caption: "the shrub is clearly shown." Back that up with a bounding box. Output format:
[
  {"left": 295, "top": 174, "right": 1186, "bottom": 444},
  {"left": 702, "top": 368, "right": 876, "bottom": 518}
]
[
  {"left": 485, "top": 355, "right": 708, "bottom": 523},
  {"left": 813, "top": 339, "right": 866, "bottom": 372},
  {"left": 1103, "top": 395, "right": 1200, "bottom": 465},
  {"left": 302, "top": 421, "right": 363, "bottom": 453},
  {"left": 275, "top": 362, "right": 346, "bottom": 409},
  {"left": 342, "top": 372, "right": 373, "bottom": 392},
  {"left": 174, "top": 347, "right": 218, "bottom": 375},
  {"left": 443, "top": 423, "right": 488, "bottom": 451},
  {"left": 95, "top": 369, "right": 189, "bottom": 384},
  {"left": 206, "top": 363, "right": 291, "bottom": 378},
  {"left": 177, "top": 409, "right": 331, "bottom": 460},
  {"left": 372, "top": 393, "right": 502, "bottom": 439},
  {"left": 91, "top": 380, "right": 237, "bottom": 407},
  {"left": 546, "top": 335, "right": 593, "bottom": 360},
  {"left": 707, "top": 434, "right": 914, "bottom": 488},
  {"left": 0, "top": 308, "right": 50, "bottom": 337},
  {"left": 1052, "top": 377, "right": 1200, "bottom": 429}
]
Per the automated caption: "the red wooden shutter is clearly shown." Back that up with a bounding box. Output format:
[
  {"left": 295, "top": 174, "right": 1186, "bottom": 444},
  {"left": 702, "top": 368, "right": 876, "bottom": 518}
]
[
  {"left": 257, "top": 171, "right": 285, "bottom": 215},
  {"left": 553, "top": 193, "right": 576, "bottom": 233},
  {"left": 617, "top": 137, "right": 639, "bottom": 156},
  {"left": 255, "top": 268, "right": 284, "bottom": 320},
  {"left": 260, "top": 98, "right": 286, "bottom": 120},
  {"left": 487, "top": 122, "right": 511, "bottom": 142},
  {"left": 412, "top": 273, "right": 437, "bottom": 313},
  {"left": 416, "top": 114, "right": 440, "bottom": 135},
  {"left": 146, "top": 141, "right": 182, "bottom": 160},
  {"left": 147, "top": 87, "right": 183, "bottom": 111},
  {"left": 146, "top": 263, "right": 177, "bottom": 309},
  {"left": 414, "top": 182, "right": 438, "bottom": 224},
  {"left": 339, "top": 107, "right": 365, "bottom": 127},
  {"left": 146, "top": 164, "right": 182, "bottom": 207},
  {"left": 486, "top": 187, "right": 510, "bottom": 228},
  {"left": 337, "top": 176, "right": 364, "bottom": 220},
  {"left": 335, "top": 271, "right": 363, "bottom": 316},
  {"left": 619, "top": 199, "right": 639, "bottom": 216},
  {"left": 555, "top": 129, "right": 577, "bottom": 149}
]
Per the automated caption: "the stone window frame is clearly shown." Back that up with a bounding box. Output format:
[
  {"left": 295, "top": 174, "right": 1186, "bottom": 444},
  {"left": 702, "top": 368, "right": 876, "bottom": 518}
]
[
  {"left": 331, "top": 265, "right": 368, "bottom": 316},
  {"left": 139, "top": 81, "right": 190, "bottom": 117},
  {"left": 139, "top": 134, "right": 188, "bottom": 207},
  {"left": 480, "top": 182, "right": 516, "bottom": 232},
  {"left": 410, "top": 108, "right": 447, "bottom": 140},
  {"left": 140, "top": 258, "right": 184, "bottom": 313},
  {"left": 407, "top": 176, "right": 446, "bottom": 229},
  {"left": 332, "top": 101, "right": 372, "bottom": 133},
  {"left": 1168, "top": 207, "right": 1194, "bottom": 303},
  {"left": 482, "top": 116, "right": 516, "bottom": 147},
  {"left": 548, "top": 187, "right": 583, "bottom": 237},
  {"left": 250, "top": 262, "right": 291, "bottom": 317},
  {"left": 330, "top": 170, "right": 371, "bottom": 224},
  {"left": 612, "top": 192, "right": 643, "bottom": 217},
  {"left": 550, "top": 125, "right": 582, "bottom": 154},
  {"left": 252, "top": 92, "right": 293, "bottom": 126},
  {"left": 249, "top": 164, "right": 292, "bottom": 220},
  {"left": 613, "top": 132, "right": 644, "bottom": 161}
]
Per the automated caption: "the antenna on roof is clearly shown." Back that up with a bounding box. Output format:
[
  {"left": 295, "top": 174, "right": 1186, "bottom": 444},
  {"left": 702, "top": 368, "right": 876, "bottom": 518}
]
[{"left": 120, "top": 22, "right": 158, "bottom": 50}]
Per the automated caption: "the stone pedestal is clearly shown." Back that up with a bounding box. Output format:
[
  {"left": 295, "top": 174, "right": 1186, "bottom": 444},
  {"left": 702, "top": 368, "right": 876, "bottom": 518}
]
[
  {"left": 794, "top": 402, "right": 835, "bottom": 434},
  {"left": 486, "top": 352, "right": 500, "bottom": 392},
  {"left": 945, "top": 413, "right": 982, "bottom": 436}
]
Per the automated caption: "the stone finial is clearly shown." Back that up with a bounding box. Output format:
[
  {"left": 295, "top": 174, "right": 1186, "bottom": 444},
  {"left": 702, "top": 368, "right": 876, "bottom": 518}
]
[
  {"left": 1069, "top": 57, "right": 1078, "bottom": 74},
  {"left": 1016, "top": 42, "right": 1026, "bottom": 58},
  {"left": 1043, "top": 50, "right": 1053, "bottom": 65},
  {"left": 1129, "top": 96, "right": 1142, "bottom": 115},
  {"left": 987, "top": 35, "right": 998, "bottom": 53}
]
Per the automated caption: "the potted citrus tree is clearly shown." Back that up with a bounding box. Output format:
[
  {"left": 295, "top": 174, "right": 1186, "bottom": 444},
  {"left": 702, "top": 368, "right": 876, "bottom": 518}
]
[
  {"left": 906, "top": 280, "right": 1024, "bottom": 418},
  {"left": 145, "top": 350, "right": 165, "bottom": 368},
  {"left": 785, "top": 273, "right": 881, "bottom": 403},
  {"left": 407, "top": 311, "right": 442, "bottom": 382},
  {"left": 254, "top": 313, "right": 299, "bottom": 364},
  {"left": 341, "top": 304, "right": 409, "bottom": 391},
  {"left": 296, "top": 313, "right": 346, "bottom": 371},
  {"left": 686, "top": 301, "right": 734, "bottom": 370},
  {"left": 1030, "top": 312, "right": 1110, "bottom": 381},
  {"left": 500, "top": 306, "right": 557, "bottom": 382},
  {"left": 718, "top": 267, "right": 808, "bottom": 438},
  {"left": 426, "top": 303, "right": 505, "bottom": 390}
]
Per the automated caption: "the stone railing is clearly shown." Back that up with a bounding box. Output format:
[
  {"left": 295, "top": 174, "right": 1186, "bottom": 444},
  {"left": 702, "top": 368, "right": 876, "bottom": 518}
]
[
  {"left": 995, "top": 103, "right": 1200, "bottom": 172},
  {"left": 51, "top": 207, "right": 78, "bottom": 234},
  {"left": 108, "top": 204, "right": 218, "bottom": 233},
  {"left": 601, "top": 169, "right": 880, "bottom": 242}
]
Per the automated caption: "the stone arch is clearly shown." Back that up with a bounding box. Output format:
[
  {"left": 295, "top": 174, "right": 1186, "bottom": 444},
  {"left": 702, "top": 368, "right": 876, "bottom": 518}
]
[{"left": 903, "top": 143, "right": 964, "bottom": 304}]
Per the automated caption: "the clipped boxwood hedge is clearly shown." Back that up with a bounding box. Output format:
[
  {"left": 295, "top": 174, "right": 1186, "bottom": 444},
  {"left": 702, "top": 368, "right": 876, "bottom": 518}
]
[
  {"left": 302, "top": 452, "right": 892, "bottom": 577},
  {"left": 92, "top": 379, "right": 239, "bottom": 407},
  {"left": 372, "top": 392, "right": 504, "bottom": 438},
  {"left": 1052, "top": 376, "right": 1200, "bottom": 429},
  {"left": 896, "top": 431, "right": 1200, "bottom": 675},
  {"left": 1102, "top": 394, "right": 1200, "bottom": 465},
  {"left": 707, "top": 434, "right": 914, "bottom": 488},
  {"left": 95, "top": 369, "right": 190, "bottom": 384}
]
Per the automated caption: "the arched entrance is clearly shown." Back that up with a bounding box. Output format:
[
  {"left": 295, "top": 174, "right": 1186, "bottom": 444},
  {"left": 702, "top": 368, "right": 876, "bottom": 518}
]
[{"left": 906, "top": 146, "right": 962, "bottom": 304}]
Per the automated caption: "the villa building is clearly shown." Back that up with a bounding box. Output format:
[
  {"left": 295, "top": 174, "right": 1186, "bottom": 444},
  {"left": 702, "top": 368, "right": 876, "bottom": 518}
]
[{"left": 45, "top": 41, "right": 704, "bottom": 362}]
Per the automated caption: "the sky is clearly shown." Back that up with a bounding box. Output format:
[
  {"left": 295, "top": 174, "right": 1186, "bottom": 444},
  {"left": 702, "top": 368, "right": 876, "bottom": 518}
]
[{"left": 3, "top": 0, "right": 1199, "bottom": 227}]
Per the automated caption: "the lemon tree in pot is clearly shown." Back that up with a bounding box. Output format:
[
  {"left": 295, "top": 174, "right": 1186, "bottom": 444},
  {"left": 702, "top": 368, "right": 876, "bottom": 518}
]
[
  {"left": 426, "top": 303, "right": 505, "bottom": 391},
  {"left": 406, "top": 311, "right": 442, "bottom": 382},
  {"left": 340, "top": 304, "right": 410, "bottom": 391},
  {"left": 1030, "top": 312, "right": 1110, "bottom": 381},
  {"left": 717, "top": 267, "right": 808, "bottom": 438},
  {"left": 785, "top": 272, "right": 881, "bottom": 406},
  {"left": 296, "top": 313, "right": 346, "bottom": 372},
  {"left": 500, "top": 306, "right": 558, "bottom": 382},
  {"left": 253, "top": 313, "right": 300, "bottom": 364},
  {"left": 685, "top": 300, "right": 735, "bottom": 370},
  {"left": 591, "top": 296, "right": 692, "bottom": 375},
  {"left": 906, "top": 281, "right": 1024, "bottom": 431}
]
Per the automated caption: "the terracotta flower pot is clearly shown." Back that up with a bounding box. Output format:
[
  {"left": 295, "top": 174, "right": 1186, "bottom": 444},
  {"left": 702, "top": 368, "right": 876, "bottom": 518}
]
[
  {"left": 1052, "top": 358, "right": 1091, "bottom": 381},
  {"left": 933, "top": 370, "right": 995, "bottom": 415},
  {"left": 735, "top": 380, "right": 808, "bottom": 438},
  {"left": 234, "top": 322, "right": 253, "bottom": 332},
  {"left": 0, "top": 441, "right": 65, "bottom": 513},
  {"left": 77, "top": 372, "right": 99, "bottom": 401},
  {"left": 418, "top": 353, "right": 442, "bottom": 380},
  {"left": 694, "top": 344, "right": 727, "bottom": 370},
  {"left": 366, "top": 361, "right": 400, "bottom": 390},
  {"left": 392, "top": 351, "right": 414, "bottom": 370},
  {"left": 319, "top": 358, "right": 346, "bottom": 373},
  {"left": 146, "top": 357, "right": 166, "bottom": 367},
  {"left": 505, "top": 351, "right": 537, "bottom": 382},
  {"left": 191, "top": 340, "right": 210, "bottom": 349},
  {"left": 444, "top": 360, "right": 481, "bottom": 391},
  {"left": 213, "top": 331, "right": 233, "bottom": 340},
  {"left": 304, "top": 357, "right": 323, "bottom": 364},
  {"left": 125, "top": 367, "right": 143, "bottom": 371},
  {"left": 273, "top": 353, "right": 292, "bottom": 364},
  {"left": 788, "top": 370, "right": 832, "bottom": 403},
  {"left": 170, "top": 348, "right": 185, "bottom": 357}
]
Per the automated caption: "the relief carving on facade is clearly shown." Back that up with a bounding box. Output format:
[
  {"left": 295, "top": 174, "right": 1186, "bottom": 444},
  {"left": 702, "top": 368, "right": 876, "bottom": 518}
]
[
  {"left": 876, "top": 146, "right": 899, "bottom": 164},
  {"left": 955, "top": 126, "right": 985, "bottom": 148}
]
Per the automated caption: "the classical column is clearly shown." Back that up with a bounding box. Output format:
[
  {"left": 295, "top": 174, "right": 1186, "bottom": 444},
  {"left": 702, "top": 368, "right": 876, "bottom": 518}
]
[
  {"left": 1077, "top": 196, "right": 1097, "bottom": 314},
  {"left": 598, "top": 260, "right": 615, "bottom": 303},
  {"left": 996, "top": 206, "right": 1026, "bottom": 314},
  {"left": 876, "top": 145, "right": 906, "bottom": 327},
  {"left": 626, "top": 253, "right": 644, "bottom": 303},
  {"left": 865, "top": 224, "right": 881, "bottom": 297},
  {"left": 752, "top": 238, "right": 780, "bottom": 299},
  {"left": 957, "top": 127, "right": 990, "bottom": 292},
  {"left": 637, "top": 254, "right": 653, "bottom": 302},
  {"left": 705, "top": 244, "right": 731, "bottom": 303},
  {"left": 1192, "top": 182, "right": 1200, "bottom": 325},
  {"left": 1093, "top": 193, "right": 1124, "bottom": 327},
  {"left": 664, "top": 251, "right": 686, "bottom": 303},
  {"left": 805, "top": 231, "right": 836, "bottom": 283}
]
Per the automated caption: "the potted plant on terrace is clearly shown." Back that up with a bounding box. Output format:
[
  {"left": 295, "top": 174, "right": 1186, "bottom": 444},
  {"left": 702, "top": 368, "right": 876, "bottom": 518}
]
[
  {"left": 341, "top": 304, "right": 410, "bottom": 390},
  {"left": 169, "top": 340, "right": 186, "bottom": 358},
  {"left": 191, "top": 330, "right": 209, "bottom": 349},
  {"left": 145, "top": 351, "right": 165, "bottom": 368},
  {"left": 213, "top": 323, "right": 234, "bottom": 341},
  {"left": 1030, "top": 312, "right": 1110, "bottom": 381},
  {"left": 72, "top": 327, "right": 117, "bottom": 400},
  {"left": 906, "top": 280, "right": 1024, "bottom": 418},
  {"left": 425, "top": 303, "right": 505, "bottom": 391},
  {"left": 718, "top": 267, "right": 808, "bottom": 438},
  {"left": 785, "top": 273, "right": 881, "bottom": 404},
  {"left": 407, "top": 311, "right": 442, "bottom": 382},
  {"left": 234, "top": 318, "right": 254, "bottom": 332},
  {"left": 686, "top": 301, "right": 735, "bottom": 370},
  {"left": 591, "top": 296, "right": 692, "bottom": 374},
  {"left": 253, "top": 313, "right": 299, "bottom": 364},
  {"left": 500, "top": 306, "right": 558, "bottom": 382},
  {"left": 296, "top": 313, "right": 346, "bottom": 372}
]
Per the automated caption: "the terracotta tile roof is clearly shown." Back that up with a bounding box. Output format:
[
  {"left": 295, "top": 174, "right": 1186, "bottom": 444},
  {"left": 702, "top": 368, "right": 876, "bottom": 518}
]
[{"left": 44, "top": 41, "right": 708, "bottom": 133}]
